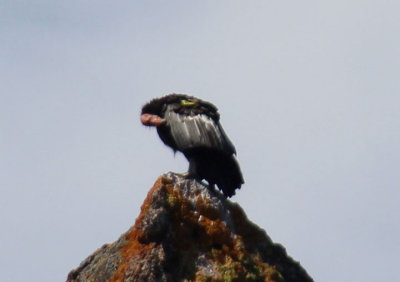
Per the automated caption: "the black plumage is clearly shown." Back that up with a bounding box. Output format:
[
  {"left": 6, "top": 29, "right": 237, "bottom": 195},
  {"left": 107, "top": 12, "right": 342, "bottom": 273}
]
[{"left": 141, "top": 94, "right": 244, "bottom": 197}]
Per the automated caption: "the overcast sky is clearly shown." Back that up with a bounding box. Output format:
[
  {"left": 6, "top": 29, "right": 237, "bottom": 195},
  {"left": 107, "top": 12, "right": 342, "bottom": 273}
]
[{"left": 1, "top": 1, "right": 399, "bottom": 281}]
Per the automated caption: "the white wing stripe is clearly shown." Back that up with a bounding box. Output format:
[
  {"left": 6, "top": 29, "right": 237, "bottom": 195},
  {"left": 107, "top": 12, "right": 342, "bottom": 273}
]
[{"left": 165, "top": 109, "right": 235, "bottom": 154}]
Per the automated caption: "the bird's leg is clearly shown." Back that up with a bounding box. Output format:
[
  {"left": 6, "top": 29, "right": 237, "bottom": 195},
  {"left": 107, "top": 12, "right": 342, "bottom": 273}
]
[
  {"left": 206, "top": 181, "right": 223, "bottom": 198},
  {"left": 172, "top": 159, "right": 201, "bottom": 181},
  {"left": 174, "top": 161, "right": 196, "bottom": 179},
  {"left": 175, "top": 158, "right": 204, "bottom": 186},
  {"left": 187, "top": 160, "right": 201, "bottom": 180}
]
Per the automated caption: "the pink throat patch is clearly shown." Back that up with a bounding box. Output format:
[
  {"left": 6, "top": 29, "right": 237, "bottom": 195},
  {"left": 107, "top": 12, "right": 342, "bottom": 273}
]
[{"left": 140, "top": 113, "right": 166, "bottom": 127}]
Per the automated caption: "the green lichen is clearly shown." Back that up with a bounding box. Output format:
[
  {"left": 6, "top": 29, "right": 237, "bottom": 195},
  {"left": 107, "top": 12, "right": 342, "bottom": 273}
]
[
  {"left": 167, "top": 193, "right": 178, "bottom": 207},
  {"left": 266, "top": 267, "right": 285, "bottom": 282},
  {"left": 210, "top": 249, "right": 266, "bottom": 281}
]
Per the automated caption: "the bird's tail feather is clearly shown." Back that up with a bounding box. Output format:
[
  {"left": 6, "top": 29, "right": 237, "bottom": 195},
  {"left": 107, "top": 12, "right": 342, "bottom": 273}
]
[{"left": 186, "top": 149, "right": 244, "bottom": 198}]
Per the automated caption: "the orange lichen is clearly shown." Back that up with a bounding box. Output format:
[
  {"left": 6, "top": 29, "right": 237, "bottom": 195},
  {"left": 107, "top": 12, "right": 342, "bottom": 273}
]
[
  {"left": 68, "top": 174, "right": 312, "bottom": 282},
  {"left": 156, "top": 177, "right": 276, "bottom": 281},
  {"left": 161, "top": 179, "right": 233, "bottom": 251},
  {"left": 109, "top": 175, "right": 292, "bottom": 281},
  {"left": 196, "top": 194, "right": 220, "bottom": 220},
  {"left": 110, "top": 178, "right": 164, "bottom": 282}
]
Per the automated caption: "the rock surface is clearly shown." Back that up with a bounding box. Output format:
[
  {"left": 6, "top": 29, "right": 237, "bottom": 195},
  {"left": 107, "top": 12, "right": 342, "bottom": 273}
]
[{"left": 67, "top": 173, "right": 313, "bottom": 282}]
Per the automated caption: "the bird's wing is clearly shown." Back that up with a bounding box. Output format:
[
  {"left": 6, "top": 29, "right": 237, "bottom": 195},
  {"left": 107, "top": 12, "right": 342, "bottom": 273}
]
[{"left": 165, "top": 108, "right": 236, "bottom": 155}]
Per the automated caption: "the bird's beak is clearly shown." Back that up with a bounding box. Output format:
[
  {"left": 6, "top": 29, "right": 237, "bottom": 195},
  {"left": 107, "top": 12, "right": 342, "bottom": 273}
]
[{"left": 140, "top": 113, "right": 166, "bottom": 127}]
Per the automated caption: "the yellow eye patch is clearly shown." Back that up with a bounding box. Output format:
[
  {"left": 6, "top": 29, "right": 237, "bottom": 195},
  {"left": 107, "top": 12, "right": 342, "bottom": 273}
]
[{"left": 180, "top": 99, "right": 197, "bottom": 107}]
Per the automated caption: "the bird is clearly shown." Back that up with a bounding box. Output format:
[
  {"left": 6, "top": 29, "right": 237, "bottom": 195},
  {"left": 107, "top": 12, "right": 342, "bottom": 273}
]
[{"left": 140, "top": 93, "right": 244, "bottom": 198}]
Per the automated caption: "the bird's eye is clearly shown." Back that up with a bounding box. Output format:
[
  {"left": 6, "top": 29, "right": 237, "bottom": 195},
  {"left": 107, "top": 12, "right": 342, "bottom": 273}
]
[{"left": 180, "top": 99, "right": 197, "bottom": 107}]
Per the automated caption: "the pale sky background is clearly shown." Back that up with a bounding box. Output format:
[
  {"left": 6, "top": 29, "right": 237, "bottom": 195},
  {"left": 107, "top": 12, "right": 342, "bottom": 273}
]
[{"left": 1, "top": 1, "right": 399, "bottom": 281}]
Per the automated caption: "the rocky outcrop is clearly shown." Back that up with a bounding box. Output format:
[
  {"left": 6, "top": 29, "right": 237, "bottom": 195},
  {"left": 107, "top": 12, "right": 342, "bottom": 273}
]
[{"left": 67, "top": 173, "right": 313, "bottom": 282}]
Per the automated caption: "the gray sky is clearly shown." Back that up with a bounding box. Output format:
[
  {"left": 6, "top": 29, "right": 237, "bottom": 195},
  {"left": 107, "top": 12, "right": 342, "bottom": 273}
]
[{"left": 1, "top": 1, "right": 399, "bottom": 281}]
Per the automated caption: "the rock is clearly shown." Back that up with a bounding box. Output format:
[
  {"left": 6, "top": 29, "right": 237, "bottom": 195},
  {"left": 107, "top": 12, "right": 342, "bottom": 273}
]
[{"left": 67, "top": 173, "right": 313, "bottom": 282}]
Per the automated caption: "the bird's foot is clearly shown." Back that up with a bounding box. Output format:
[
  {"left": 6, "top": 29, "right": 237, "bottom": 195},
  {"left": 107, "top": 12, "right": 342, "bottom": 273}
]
[{"left": 206, "top": 183, "right": 225, "bottom": 199}]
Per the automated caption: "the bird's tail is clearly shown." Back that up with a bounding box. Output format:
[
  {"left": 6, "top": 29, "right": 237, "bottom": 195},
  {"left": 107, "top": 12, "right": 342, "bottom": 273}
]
[
  {"left": 186, "top": 149, "right": 244, "bottom": 198},
  {"left": 213, "top": 153, "right": 244, "bottom": 197}
]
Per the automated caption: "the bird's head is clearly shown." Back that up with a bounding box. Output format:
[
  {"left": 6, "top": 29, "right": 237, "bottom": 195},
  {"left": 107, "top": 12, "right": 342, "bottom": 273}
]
[
  {"left": 140, "top": 97, "right": 168, "bottom": 127},
  {"left": 141, "top": 94, "right": 211, "bottom": 127}
]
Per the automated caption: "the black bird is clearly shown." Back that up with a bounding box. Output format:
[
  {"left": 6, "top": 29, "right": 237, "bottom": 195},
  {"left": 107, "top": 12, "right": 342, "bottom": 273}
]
[{"left": 141, "top": 94, "right": 244, "bottom": 197}]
